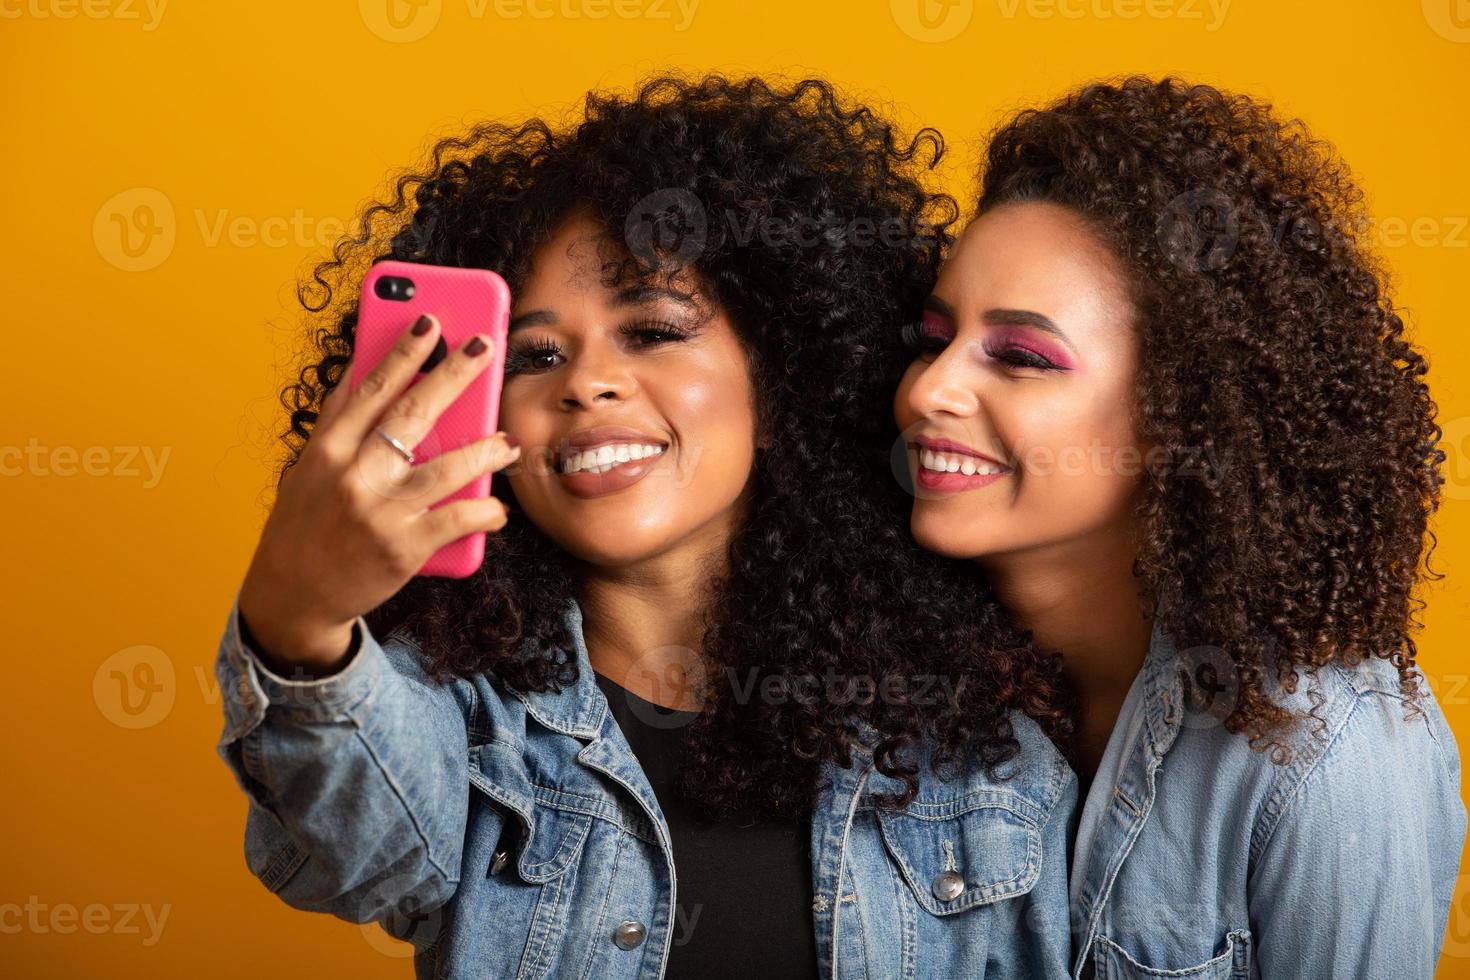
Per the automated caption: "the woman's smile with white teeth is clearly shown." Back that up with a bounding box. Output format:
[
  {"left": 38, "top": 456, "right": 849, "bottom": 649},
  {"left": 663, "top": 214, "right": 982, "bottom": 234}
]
[
  {"left": 559, "top": 442, "right": 668, "bottom": 474},
  {"left": 919, "top": 448, "right": 1005, "bottom": 476}
]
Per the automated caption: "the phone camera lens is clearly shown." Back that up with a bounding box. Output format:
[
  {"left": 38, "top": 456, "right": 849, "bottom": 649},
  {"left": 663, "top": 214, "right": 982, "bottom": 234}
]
[{"left": 374, "top": 276, "right": 416, "bottom": 301}]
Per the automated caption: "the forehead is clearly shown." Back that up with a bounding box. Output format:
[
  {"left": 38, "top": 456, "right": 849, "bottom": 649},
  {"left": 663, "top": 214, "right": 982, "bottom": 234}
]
[
  {"left": 937, "top": 201, "right": 1132, "bottom": 334},
  {"left": 516, "top": 210, "right": 706, "bottom": 310}
]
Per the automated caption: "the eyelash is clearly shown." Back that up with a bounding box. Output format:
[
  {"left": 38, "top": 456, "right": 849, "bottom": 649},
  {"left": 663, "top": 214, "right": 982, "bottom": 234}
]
[
  {"left": 504, "top": 319, "right": 696, "bottom": 375},
  {"left": 899, "top": 319, "right": 1062, "bottom": 372}
]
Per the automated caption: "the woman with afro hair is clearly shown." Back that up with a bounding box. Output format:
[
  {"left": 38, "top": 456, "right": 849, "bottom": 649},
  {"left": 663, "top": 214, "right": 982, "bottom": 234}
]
[
  {"left": 895, "top": 75, "right": 1466, "bottom": 977},
  {"left": 212, "top": 74, "right": 1078, "bottom": 978}
]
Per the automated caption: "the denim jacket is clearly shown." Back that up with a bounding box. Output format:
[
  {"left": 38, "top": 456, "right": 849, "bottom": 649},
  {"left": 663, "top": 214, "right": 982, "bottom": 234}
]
[
  {"left": 1070, "top": 607, "right": 1467, "bottom": 979},
  {"left": 213, "top": 587, "right": 1078, "bottom": 979}
]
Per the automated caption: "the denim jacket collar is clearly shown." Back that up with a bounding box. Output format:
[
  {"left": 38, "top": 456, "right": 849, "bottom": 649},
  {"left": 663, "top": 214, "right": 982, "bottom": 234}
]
[
  {"left": 508, "top": 595, "right": 609, "bottom": 740},
  {"left": 1071, "top": 597, "right": 1185, "bottom": 977},
  {"left": 1139, "top": 599, "right": 1185, "bottom": 760},
  {"left": 506, "top": 594, "right": 886, "bottom": 751},
  {"left": 1068, "top": 592, "right": 1469, "bottom": 979},
  {"left": 218, "top": 584, "right": 1079, "bottom": 979}
]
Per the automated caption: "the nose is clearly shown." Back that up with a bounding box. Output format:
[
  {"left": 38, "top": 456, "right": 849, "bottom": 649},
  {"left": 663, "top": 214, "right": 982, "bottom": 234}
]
[
  {"left": 559, "top": 336, "right": 637, "bottom": 409},
  {"left": 903, "top": 346, "right": 981, "bottom": 420}
]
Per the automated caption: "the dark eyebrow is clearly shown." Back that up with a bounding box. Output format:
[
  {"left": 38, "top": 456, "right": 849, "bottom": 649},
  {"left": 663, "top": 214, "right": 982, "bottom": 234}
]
[
  {"left": 923, "top": 295, "right": 1073, "bottom": 350},
  {"left": 982, "top": 308, "right": 1074, "bottom": 350},
  {"left": 508, "top": 309, "right": 557, "bottom": 334},
  {"left": 508, "top": 285, "right": 700, "bottom": 333},
  {"left": 922, "top": 294, "right": 956, "bottom": 319},
  {"left": 610, "top": 284, "right": 699, "bottom": 310}
]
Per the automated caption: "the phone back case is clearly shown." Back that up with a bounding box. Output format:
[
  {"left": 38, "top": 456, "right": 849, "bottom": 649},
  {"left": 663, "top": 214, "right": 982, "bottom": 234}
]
[{"left": 353, "top": 260, "right": 510, "bottom": 577}]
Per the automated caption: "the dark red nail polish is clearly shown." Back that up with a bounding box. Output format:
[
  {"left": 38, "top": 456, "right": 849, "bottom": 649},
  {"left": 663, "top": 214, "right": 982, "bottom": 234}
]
[
  {"left": 465, "top": 336, "right": 488, "bottom": 357},
  {"left": 503, "top": 433, "right": 520, "bottom": 448},
  {"left": 411, "top": 315, "right": 433, "bottom": 336}
]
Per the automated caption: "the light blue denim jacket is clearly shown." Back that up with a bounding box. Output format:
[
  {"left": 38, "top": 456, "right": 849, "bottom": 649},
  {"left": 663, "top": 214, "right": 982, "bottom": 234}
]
[
  {"left": 213, "top": 586, "right": 1078, "bottom": 979},
  {"left": 1070, "top": 607, "right": 1467, "bottom": 979}
]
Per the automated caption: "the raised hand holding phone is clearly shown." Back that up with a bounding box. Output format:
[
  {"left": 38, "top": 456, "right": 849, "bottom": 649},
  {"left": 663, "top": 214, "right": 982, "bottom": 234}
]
[
  {"left": 349, "top": 262, "right": 511, "bottom": 576},
  {"left": 236, "top": 289, "right": 518, "bottom": 678}
]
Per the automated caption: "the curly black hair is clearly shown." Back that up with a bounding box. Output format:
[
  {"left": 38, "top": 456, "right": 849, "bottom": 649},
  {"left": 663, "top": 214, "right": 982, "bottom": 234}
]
[
  {"left": 976, "top": 75, "right": 1444, "bottom": 759},
  {"left": 273, "top": 73, "right": 1074, "bottom": 816}
]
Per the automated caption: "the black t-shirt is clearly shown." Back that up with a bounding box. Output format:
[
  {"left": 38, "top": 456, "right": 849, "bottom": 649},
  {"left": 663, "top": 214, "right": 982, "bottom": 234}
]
[{"left": 592, "top": 670, "right": 818, "bottom": 979}]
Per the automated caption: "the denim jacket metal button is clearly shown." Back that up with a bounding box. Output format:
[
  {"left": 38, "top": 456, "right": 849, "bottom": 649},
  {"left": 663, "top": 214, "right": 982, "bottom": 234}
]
[{"left": 214, "top": 588, "right": 1078, "bottom": 979}]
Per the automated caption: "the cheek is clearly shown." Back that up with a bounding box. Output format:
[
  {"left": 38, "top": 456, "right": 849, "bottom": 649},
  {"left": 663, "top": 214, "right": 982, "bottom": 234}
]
[
  {"left": 496, "top": 384, "right": 538, "bottom": 440},
  {"left": 668, "top": 368, "right": 757, "bottom": 467},
  {"left": 1009, "top": 387, "right": 1142, "bottom": 498},
  {"left": 496, "top": 385, "right": 559, "bottom": 489}
]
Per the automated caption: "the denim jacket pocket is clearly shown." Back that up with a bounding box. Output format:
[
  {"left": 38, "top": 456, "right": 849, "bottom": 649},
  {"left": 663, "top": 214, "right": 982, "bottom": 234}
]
[
  {"left": 1091, "top": 928, "right": 1252, "bottom": 979},
  {"left": 874, "top": 790, "right": 1043, "bottom": 915},
  {"left": 466, "top": 754, "right": 594, "bottom": 884},
  {"left": 511, "top": 798, "right": 595, "bottom": 883},
  {"left": 464, "top": 760, "right": 599, "bottom": 980}
]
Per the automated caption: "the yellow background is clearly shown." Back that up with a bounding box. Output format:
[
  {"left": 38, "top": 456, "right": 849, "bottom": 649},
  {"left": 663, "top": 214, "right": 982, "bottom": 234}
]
[{"left": 4, "top": 0, "right": 1468, "bottom": 975}]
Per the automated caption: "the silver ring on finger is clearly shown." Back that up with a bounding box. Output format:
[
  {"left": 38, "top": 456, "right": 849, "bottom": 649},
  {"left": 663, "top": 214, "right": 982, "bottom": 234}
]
[{"left": 373, "top": 426, "right": 416, "bottom": 465}]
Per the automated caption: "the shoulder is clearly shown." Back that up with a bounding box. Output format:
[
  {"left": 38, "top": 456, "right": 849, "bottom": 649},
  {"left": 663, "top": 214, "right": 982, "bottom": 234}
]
[
  {"left": 1251, "top": 656, "right": 1463, "bottom": 859},
  {"left": 1266, "top": 655, "right": 1460, "bottom": 789},
  {"left": 1159, "top": 650, "right": 1463, "bottom": 860},
  {"left": 376, "top": 625, "right": 510, "bottom": 737},
  {"left": 1002, "top": 708, "right": 1079, "bottom": 818}
]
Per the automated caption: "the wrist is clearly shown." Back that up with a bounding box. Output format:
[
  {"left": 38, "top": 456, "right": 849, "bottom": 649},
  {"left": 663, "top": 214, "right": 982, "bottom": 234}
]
[{"left": 238, "top": 598, "right": 359, "bottom": 680}]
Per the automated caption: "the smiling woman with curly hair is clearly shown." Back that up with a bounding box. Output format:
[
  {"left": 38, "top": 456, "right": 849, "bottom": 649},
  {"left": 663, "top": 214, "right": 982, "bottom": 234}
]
[
  {"left": 210, "top": 74, "right": 1078, "bottom": 979},
  {"left": 895, "top": 75, "right": 1466, "bottom": 977}
]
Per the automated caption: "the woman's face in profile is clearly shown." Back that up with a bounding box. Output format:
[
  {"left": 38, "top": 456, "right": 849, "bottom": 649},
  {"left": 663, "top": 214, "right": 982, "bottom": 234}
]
[
  {"left": 893, "top": 201, "right": 1152, "bottom": 562},
  {"left": 499, "top": 210, "right": 760, "bottom": 567}
]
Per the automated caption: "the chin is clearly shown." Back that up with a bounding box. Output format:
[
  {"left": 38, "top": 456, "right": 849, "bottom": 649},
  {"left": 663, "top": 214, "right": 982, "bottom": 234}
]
[
  {"left": 553, "top": 528, "right": 680, "bottom": 568},
  {"left": 908, "top": 513, "right": 981, "bottom": 560}
]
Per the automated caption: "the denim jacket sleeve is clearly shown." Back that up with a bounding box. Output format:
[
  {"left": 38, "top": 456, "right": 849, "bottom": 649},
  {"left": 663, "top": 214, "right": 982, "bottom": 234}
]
[
  {"left": 213, "top": 586, "right": 470, "bottom": 924},
  {"left": 1245, "top": 668, "right": 1467, "bottom": 978}
]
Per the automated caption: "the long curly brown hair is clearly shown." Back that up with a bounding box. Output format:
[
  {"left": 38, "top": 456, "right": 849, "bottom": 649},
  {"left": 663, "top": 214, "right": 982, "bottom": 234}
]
[
  {"left": 274, "top": 73, "right": 1074, "bottom": 817},
  {"left": 976, "top": 75, "right": 1445, "bottom": 759}
]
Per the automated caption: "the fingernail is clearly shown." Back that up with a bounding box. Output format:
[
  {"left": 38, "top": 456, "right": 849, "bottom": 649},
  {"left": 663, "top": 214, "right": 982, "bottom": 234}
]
[
  {"left": 465, "top": 335, "right": 488, "bottom": 357},
  {"left": 411, "top": 314, "right": 433, "bottom": 336},
  {"left": 503, "top": 433, "right": 520, "bottom": 448}
]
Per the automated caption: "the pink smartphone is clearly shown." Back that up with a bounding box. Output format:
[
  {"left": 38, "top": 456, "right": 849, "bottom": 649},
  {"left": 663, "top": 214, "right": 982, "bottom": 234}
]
[{"left": 352, "top": 260, "right": 511, "bottom": 578}]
